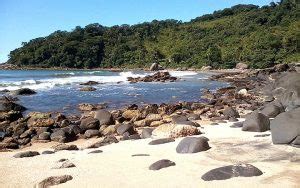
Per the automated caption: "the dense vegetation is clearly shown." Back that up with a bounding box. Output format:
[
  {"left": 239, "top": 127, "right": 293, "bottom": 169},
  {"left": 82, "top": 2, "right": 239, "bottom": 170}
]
[{"left": 7, "top": 0, "right": 300, "bottom": 69}]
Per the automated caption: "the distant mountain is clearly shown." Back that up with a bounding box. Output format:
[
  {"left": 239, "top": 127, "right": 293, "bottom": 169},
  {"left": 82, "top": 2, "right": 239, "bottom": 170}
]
[{"left": 7, "top": 0, "right": 300, "bottom": 69}]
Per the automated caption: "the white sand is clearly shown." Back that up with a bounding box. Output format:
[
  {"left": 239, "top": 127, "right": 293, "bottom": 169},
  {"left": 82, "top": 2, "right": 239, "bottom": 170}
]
[{"left": 1, "top": 120, "right": 299, "bottom": 188}]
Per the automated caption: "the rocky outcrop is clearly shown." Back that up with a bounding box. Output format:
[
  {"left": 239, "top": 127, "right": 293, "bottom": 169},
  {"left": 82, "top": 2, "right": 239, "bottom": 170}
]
[{"left": 127, "top": 72, "right": 177, "bottom": 83}]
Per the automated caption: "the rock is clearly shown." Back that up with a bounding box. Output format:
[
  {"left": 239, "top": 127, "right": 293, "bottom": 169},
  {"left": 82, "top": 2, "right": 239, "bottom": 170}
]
[
  {"left": 19, "top": 129, "right": 34, "bottom": 138},
  {"left": 100, "top": 125, "right": 116, "bottom": 136},
  {"left": 228, "top": 117, "right": 238, "bottom": 122},
  {"left": 150, "top": 63, "right": 159, "bottom": 71},
  {"left": 60, "top": 119, "right": 70, "bottom": 127},
  {"left": 171, "top": 115, "right": 188, "bottom": 123},
  {"left": 50, "top": 129, "right": 67, "bottom": 143},
  {"left": 79, "top": 81, "right": 100, "bottom": 85},
  {"left": 79, "top": 86, "right": 96, "bottom": 91},
  {"left": 149, "top": 159, "right": 176, "bottom": 170},
  {"left": 58, "top": 158, "right": 68, "bottom": 162},
  {"left": 238, "top": 89, "right": 248, "bottom": 96},
  {"left": 37, "top": 175, "right": 73, "bottom": 188},
  {"left": 84, "top": 129, "right": 100, "bottom": 138},
  {"left": 291, "top": 136, "right": 300, "bottom": 147},
  {"left": 132, "top": 154, "right": 150, "bottom": 157},
  {"left": 150, "top": 121, "right": 164, "bottom": 127},
  {"left": 55, "top": 161, "right": 76, "bottom": 169},
  {"left": 261, "top": 103, "right": 284, "bottom": 118},
  {"left": 230, "top": 122, "right": 243, "bottom": 128},
  {"left": 94, "top": 110, "right": 113, "bottom": 126},
  {"left": 42, "top": 150, "right": 55, "bottom": 155},
  {"left": 201, "top": 164, "right": 263, "bottom": 181},
  {"left": 121, "top": 134, "right": 141, "bottom": 140},
  {"left": 79, "top": 117, "right": 100, "bottom": 131},
  {"left": 141, "top": 128, "right": 154, "bottom": 139},
  {"left": 176, "top": 137, "right": 210, "bottom": 153},
  {"left": 187, "top": 113, "right": 201, "bottom": 121},
  {"left": 68, "top": 125, "right": 82, "bottom": 135},
  {"left": 148, "top": 138, "right": 175, "bottom": 145},
  {"left": 0, "top": 110, "right": 23, "bottom": 122},
  {"left": 116, "top": 124, "right": 135, "bottom": 135},
  {"left": 0, "top": 131, "right": 5, "bottom": 140},
  {"left": 254, "top": 134, "right": 270, "bottom": 137},
  {"left": 13, "top": 151, "right": 40, "bottom": 158},
  {"left": 0, "top": 100, "right": 26, "bottom": 112},
  {"left": 152, "top": 123, "right": 199, "bottom": 138},
  {"left": 145, "top": 114, "right": 162, "bottom": 125},
  {"left": 274, "top": 63, "right": 289, "bottom": 72},
  {"left": 201, "top": 66, "right": 212, "bottom": 71},
  {"left": 270, "top": 107, "right": 300, "bottom": 144},
  {"left": 78, "top": 103, "right": 96, "bottom": 111},
  {"left": 122, "top": 110, "right": 140, "bottom": 120},
  {"left": 12, "top": 88, "right": 36, "bottom": 95},
  {"left": 133, "top": 119, "right": 146, "bottom": 127},
  {"left": 53, "top": 144, "right": 79, "bottom": 152},
  {"left": 87, "top": 136, "right": 119, "bottom": 148},
  {"left": 223, "top": 107, "right": 240, "bottom": 118},
  {"left": 236, "top": 63, "right": 248, "bottom": 70},
  {"left": 88, "top": 150, "right": 103, "bottom": 154},
  {"left": 242, "top": 111, "right": 270, "bottom": 132},
  {"left": 27, "top": 112, "right": 54, "bottom": 127}
]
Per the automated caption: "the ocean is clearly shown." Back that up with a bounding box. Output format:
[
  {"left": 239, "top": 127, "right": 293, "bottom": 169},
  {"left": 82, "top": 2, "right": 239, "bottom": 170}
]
[{"left": 0, "top": 70, "right": 228, "bottom": 114}]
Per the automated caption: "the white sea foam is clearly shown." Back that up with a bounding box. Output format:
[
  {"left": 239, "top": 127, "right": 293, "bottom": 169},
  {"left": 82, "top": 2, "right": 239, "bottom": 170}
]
[{"left": 169, "top": 71, "right": 198, "bottom": 77}]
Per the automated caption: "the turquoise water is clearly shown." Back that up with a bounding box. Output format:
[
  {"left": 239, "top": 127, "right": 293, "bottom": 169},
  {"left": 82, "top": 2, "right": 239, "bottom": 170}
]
[{"left": 0, "top": 70, "right": 228, "bottom": 114}]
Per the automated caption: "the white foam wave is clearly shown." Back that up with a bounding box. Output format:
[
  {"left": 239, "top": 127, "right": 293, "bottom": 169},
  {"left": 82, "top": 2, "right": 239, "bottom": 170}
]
[{"left": 169, "top": 71, "right": 198, "bottom": 77}]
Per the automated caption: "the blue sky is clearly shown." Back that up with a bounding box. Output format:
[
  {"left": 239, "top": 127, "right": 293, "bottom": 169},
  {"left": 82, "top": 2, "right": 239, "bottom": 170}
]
[{"left": 0, "top": 0, "right": 276, "bottom": 63}]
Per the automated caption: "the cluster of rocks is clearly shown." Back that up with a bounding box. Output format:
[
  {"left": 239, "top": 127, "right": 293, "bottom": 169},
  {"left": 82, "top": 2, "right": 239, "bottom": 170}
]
[{"left": 127, "top": 72, "right": 177, "bottom": 83}]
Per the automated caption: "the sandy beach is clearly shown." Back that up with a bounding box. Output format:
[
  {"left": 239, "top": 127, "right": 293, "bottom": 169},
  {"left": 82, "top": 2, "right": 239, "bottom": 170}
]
[{"left": 1, "top": 119, "right": 299, "bottom": 188}]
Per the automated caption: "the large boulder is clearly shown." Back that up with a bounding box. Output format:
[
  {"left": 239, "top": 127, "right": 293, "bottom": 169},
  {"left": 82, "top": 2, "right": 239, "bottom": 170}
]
[
  {"left": 116, "top": 124, "right": 135, "bottom": 135},
  {"left": 79, "top": 117, "right": 100, "bottom": 131},
  {"left": 84, "top": 129, "right": 100, "bottom": 138},
  {"left": 201, "top": 164, "right": 263, "bottom": 181},
  {"left": 12, "top": 88, "right": 36, "bottom": 95},
  {"left": 50, "top": 129, "right": 67, "bottom": 143},
  {"left": 27, "top": 112, "right": 54, "bottom": 127},
  {"left": 152, "top": 123, "right": 199, "bottom": 138},
  {"left": 242, "top": 111, "right": 270, "bottom": 132},
  {"left": 94, "top": 110, "right": 113, "bottom": 126},
  {"left": 0, "top": 98, "right": 26, "bottom": 112},
  {"left": 261, "top": 103, "right": 284, "bottom": 118},
  {"left": 270, "top": 107, "right": 300, "bottom": 144},
  {"left": 176, "top": 137, "right": 210, "bottom": 153},
  {"left": 223, "top": 107, "right": 240, "bottom": 119}
]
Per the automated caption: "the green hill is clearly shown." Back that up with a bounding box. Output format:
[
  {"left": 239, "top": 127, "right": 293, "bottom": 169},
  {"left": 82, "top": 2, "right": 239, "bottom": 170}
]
[{"left": 7, "top": 0, "right": 300, "bottom": 69}]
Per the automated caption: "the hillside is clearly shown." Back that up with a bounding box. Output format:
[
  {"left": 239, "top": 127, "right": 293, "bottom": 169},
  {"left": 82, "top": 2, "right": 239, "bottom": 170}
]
[{"left": 7, "top": 0, "right": 300, "bottom": 69}]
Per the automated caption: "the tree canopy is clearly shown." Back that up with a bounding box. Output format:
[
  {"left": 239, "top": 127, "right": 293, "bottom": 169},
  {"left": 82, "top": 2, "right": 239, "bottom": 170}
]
[{"left": 7, "top": 0, "right": 300, "bottom": 69}]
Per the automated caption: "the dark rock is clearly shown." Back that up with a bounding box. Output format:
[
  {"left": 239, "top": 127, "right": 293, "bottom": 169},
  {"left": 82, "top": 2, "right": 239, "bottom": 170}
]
[
  {"left": 50, "top": 129, "right": 67, "bottom": 143},
  {"left": 121, "top": 133, "right": 141, "bottom": 140},
  {"left": 141, "top": 128, "right": 154, "bottom": 139},
  {"left": 117, "top": 124, "right": 135, "bottom": 135},
  {"left": 176, "top": 137, "right": 210, "bottom": 153},
  {"left": 80, "top": 117, "right": 100, "bottom": 131},
  {"left": 0, "top": 131, "right": 5, "bottom": 140},
  {"left": 148, "top": 138, "right": 175, "bottom": 145},
  {"left": 13, "top": 151, "right": 40, "bottom": 158},
  {"left": 68, "top": 125, "right": 82, "bottom": 135},
  {"left": 13, "top": 88, "right": 36, "bottom": 95},
  {"left": 42, "top": 150, "right": 55, "bottom": 155},
  {"left": 94, "top": 110, "right": 113, "bottom": 126},
  {"left": 242, "top": 111, "right": 270, "bottom": 132},
  {"left": 84, "top": 129, "right": 100, "bottom": 138},
  {"left": 79, "top": 81, "right": 100, "bottom": 85},
  {"left": 39, "top": 132, "right": 51, "bottom": 140},
  {"left": 53, "top": 144, "right": 79, "bottom": 152},
  {"left": 58, "top": 158, "right": 68, "bottom": 162},
  {"left": 87, "top": 136, "right": 119, "bottom": 148},
  {"left": 0, "top": 110, "right": 23, "bottom": 122},
  {"left": 20, "top": 129, "right": 34, "bottom": 138},
  {"left": 270, "top": 107, "right": 300, "bottom": 144},
  {"left": 0, "top": 100, "right": 26, "bottom": 112},
  {"left": 88, "top": 150, "right": 103, "bottom": 154},
  {"left": 132, "top": 154, "right": 150, "bottom": 157},
  {"left": 171, "top": 115, "right": 188, "bottom": 123},
  {"left": 149, "top": 159, "right": 176, "bottom": 170},
  {"left": 201, "top": 164, "right": 263, "bottom": 181},
  {"left": 0, "top": 142, "right": 19, "bottom": 150},
  {"left": 17, "top": 138, "right": 31, "bottom": 145},
  {"left": 37, "top": 175, "right": 73, "bottom": 187},
  {"left": 261, "top": 103, "right": 284, "bottom": 118},
  {"left": 55, "top": 161, "right": 76, "bottom": 169},
  {"left": 223, "top": 107, "right": 240, "bottom": 118}
]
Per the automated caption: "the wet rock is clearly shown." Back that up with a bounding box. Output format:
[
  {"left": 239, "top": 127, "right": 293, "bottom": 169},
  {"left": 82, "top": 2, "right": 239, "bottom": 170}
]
[
  {"left": 176, "top": 137, "right": 210, "bottom": 153},
  {"left": 270, "top": 107, "right": 300, "bottom": 144},
  {"left": 117, "top": 124, "right": 135, "bottom": 135},
  {"left": 53, "top": 144, "right": 79, "bottom": 152},
  {"left": 141, "top": 128, "right": 154, "bottom": 139},
  {"left": 13, "top": 151, "right": 40, "bottom": 158},
  {"left": 88, "top": 150, "right": 103, "bottom": 154},
  {"left": 79, "top": 81, "right": 100, "bottom": 85},
  {"left": 12, "top": 88, "right": 36, "bottom": 95},
  {"left": 87, "top": 136, "right": 119, "bottom": 148},
  {"left": 80, "top": 117, "right": 100, "bottom": 131},
  {"left": 42, "top": 150, "right": 55, "bottom": 155},
  {"left": 37, "top": 175, "right": 73, "bottom": 188},
  {"left": 149, "top": 159, "right": 176, "bottom": 170},
  {"left": 84, "top": 129, "right": 100, "bottom": 138},
  {"left": 223, "top": 107, "right": 240, "bottom": 119},
  {"left": 0, "top": 99, "right": 26, "bottom": 112},
  {"left": 94, "top": 110, "right": 113, "bottom": 126},
  {"left": 152, "top": 123, "right": 199, "bottom": 138},
  {"left": 79, "top": 86, "right": 96, "bottom": 91},
  {"left": 148, "top": 138, "right": 175, "bottom": 145},
  {"left": 201, "top": 164, "right": 263, "bottom": 181},
  {"left": 242, "top": 111, "right": 270, "bottom": 132}
]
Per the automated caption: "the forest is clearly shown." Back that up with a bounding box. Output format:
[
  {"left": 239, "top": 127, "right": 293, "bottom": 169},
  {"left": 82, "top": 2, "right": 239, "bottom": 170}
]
[{"left": 7, "top": 0, "right": 300, "bottom": 69}]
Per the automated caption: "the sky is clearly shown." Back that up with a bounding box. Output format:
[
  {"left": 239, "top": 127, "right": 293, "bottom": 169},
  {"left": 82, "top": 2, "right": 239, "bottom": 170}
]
[{"left": 0, "top": 0, "right": 276, "bottom": 63}]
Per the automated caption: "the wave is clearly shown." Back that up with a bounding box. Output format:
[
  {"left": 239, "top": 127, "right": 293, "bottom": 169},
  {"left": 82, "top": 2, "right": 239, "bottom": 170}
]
[
  {"left": 0, "top": 71, "right": 149, "bottom": 91},
  {"left": 169, "top": 71, "right": 198, "bottom": 77}
]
